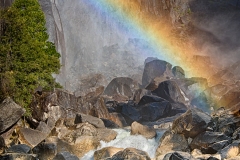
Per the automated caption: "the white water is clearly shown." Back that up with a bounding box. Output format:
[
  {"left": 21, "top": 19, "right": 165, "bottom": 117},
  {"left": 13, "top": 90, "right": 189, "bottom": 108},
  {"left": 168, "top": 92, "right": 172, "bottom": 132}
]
[{"left": 80, "top": 128, "right": 165, "bottom": 160}]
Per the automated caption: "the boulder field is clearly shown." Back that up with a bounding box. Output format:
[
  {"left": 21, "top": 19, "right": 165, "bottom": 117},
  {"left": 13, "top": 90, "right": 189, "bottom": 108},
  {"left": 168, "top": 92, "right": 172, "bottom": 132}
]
[{"left": 1, "top": 57, "right": 240, "bottom": 160}]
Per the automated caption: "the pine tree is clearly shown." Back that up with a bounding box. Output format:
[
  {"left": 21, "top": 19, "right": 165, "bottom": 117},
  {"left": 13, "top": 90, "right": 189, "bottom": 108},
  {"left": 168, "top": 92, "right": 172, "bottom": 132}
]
[{"left": 0, "top": 0, "right": 61, "bottom": 114}]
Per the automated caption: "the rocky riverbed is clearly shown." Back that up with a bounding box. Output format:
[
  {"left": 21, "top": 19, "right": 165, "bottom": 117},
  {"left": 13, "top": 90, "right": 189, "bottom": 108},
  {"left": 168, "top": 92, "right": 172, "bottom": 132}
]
[{"left": 1, "top": 57, "right": 240, "bottom": 160}]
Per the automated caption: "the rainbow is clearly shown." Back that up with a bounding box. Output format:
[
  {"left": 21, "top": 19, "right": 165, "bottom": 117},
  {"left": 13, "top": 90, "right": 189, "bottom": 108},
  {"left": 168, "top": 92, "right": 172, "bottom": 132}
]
[
  {"left": 82, "top": 0, "right": 227, "bottom": 109},
  {"left": 83, "top": 0, "right": 219, "bottom": 79}
]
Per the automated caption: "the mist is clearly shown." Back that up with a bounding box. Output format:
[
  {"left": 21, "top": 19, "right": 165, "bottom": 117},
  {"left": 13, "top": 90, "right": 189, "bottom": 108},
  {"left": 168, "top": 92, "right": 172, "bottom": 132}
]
[{"left": 189, "top": 0, "right": 240, "bottom": 68}]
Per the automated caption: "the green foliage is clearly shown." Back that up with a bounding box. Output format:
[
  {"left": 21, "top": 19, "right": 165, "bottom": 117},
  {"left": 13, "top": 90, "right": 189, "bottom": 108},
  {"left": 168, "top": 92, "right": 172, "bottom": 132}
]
[{"left": 0, "top": 0, "right": 61, "bottom": 114}]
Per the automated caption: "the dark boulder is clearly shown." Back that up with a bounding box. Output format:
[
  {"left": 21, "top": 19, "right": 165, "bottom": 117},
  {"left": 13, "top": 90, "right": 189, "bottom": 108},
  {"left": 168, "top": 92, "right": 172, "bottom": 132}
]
[
  {"left": 145, "top": 76, "right": 169, "bottom": 91},
  {"left": 121, "top": 103, "right": 141, "bottom": 125},
  {"left": 104, "top": 77, "right": 139, "bottom": 101},
  {"left": 190, "top": 131, "right": 231, "bottom": 154},
  {"left": 133, "top": 89, "right": 150, "bottom": 104},
  {"left": 163, "top": 151, "right": 197, "bottom": 160},
  {"left": 219, "top": 140, "right": 240, "bottom": 159},
  {"left": 52, "top": 151, "right": 79, "bottom": 160},
  {"left": 142, "top": 59, "right": 172, "bottom": 87},
  {"left": 33, "top": 142, "right": 57, "bottom": 160},
  {"left": 7, "top": 144, "right": 32, "bottom": 154},
  {"left": 170, "top": 102, "right": 188, "bottom": 116},
  {"left": 172, "top": 66, "right": 185, "bottom": 78},
  {"left": 212, "top": 105, "right": 240, "bottom": 137},
  {"left": 138, "top": 95, "right": 166, "bottom": 106},
  {"left": 152, "top": 80, "right": 186, "bottom": 104},
  {"left": 156, "top": 130, "right": 189, "bottom": 156},
  {"left": 172, "top": 108, "right": 212, "bottom": 138},
  {"left": 140, "top": 101, "right": 172, "bottom": 122},
  {"left": 108, "top": 112, "right": 128, "bottom": 128},
  {"left": 0, "top": 98, "right": 25, "bottom": 133},
  {"left": 0, "top": 153, "right": 38, "bottom": 160},
  {"left": 100, "top": 118, "right": 120, "bottom": 128}
]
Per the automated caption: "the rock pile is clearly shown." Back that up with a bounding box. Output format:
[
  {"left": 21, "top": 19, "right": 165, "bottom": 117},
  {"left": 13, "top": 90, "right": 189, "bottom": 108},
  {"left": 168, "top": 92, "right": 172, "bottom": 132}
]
[{"left": 1, "top": 57, "right": 240, "bottom": 160}]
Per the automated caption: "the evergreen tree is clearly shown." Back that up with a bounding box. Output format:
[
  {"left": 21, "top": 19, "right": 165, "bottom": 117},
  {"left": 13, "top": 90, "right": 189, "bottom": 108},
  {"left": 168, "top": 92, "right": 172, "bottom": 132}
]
[{"left": 0, "top": 0, "right": 61, "bottom": 114}]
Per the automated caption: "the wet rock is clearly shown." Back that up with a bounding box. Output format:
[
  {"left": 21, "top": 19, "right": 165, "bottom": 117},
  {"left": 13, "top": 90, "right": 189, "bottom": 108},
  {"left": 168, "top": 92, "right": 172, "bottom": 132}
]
[
  {"left": 142, "top": 59, "right": 172, "bottom": 88},
  {"left": 152, "top": 80, "right": 186, "bottom": 104},
  {"left": 145, "top": 76, "right": 169, "bottom": 91},
  {"left": 111, "top": 148, "right": 151, "bottom": 160},
  {"left": 101, "top": 118, "right": 120, "bottom": 128},
  {"left": 32, "top": 142, "right": 57, "bottom": 160},
  {"left": 138, "top": 95, "right": 166, "bottom": 106},
  {"left": 140, "top": 102, "right": 172, "bottom": 122},
  {"left": 0, "top": 98, "right": 25, "bottom": 133},
  {"left": 31, "top": 89, "right": 110, "bottom": 122},
  {"left": 172, "top": 66, "right": 185, "bottom": 78},
  {"left": 52, "top": 151, "right": 79, "bottom": 160},
  {"left": 18, "top": 128, "right": 48, "bottom": 148},
  {"left": 172, "top": 108, "right": 212, "bottom": 138},
  {"left": 104, "top": 77, "right": 139, "bottom": 101},
  {"left": 121, "top": 103, "right": 141, "bottom": 125},
  {"left": 156, "top": 130, "right": 189, "bottom": 156},
  {"left": 131, "top": 121, "right": 156, "bottom": 139},
  {"left": 0, "top": 136, "right": 5, "bottom": 154},
  {"left": 170, "top": 102, "right": 188, "bottom": 116},
  {"left": 97, "top": 128, "right": 117, "bottom": 142},
  {"left": 75, "top": 113, "right": 105, "bottom": 128},
  {"left": 191, "top": 149, "right": 221, "bottom": 160},
  {"left": 0, "top": 153, "right": 38, "bottom": 160},
  {"left": 108, "top": 112, "right": 128, "bottom": 128},
  {"left": 212, "top": 106, "right": 240, "bottom": 137},
  {"left": 163, "top": 151, "right": 197, "bottom": 160},
  {"left": 7, "top": 144, "right": 32, "bottom": 154},
  {"left": 94, "top": 147, "right": 123, "bottom": 160},
  {"left": 133, "top": 89, "right": 150, "bottom": 104},
  {"left": 190, "top": 131, "right": 231, "bottom": 154},
  {"left": 219, "top": 140, "right": 240, "bottom": 159},
  {"left": 63, "top": 123, "right": 97, "bottom": 143}
]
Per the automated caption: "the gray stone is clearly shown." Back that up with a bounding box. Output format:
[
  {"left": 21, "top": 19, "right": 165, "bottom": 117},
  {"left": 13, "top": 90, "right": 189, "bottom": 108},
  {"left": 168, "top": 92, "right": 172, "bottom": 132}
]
[
  {"left": 152, "top": 80, "right": 186, "bottom": 104},
  {"left": 111, "top": 148, "right": 151, "bottom": 160},
  {"left": 190, "top": 131, "right": 231, "bottom": 154},
  {"left": 142, "top": 59, "right": 172, "bottom": 88},
  {"left": 7, "top": 144, "right": 32, "bottom": 154},
  {"left": 0, "top": 153, "right": 38, "bottom": 160},
  {"left": 140, "top": 102, "right": 172, "bottom": 122},
  {"left": 0, "top": 98, "right": 25, "bottom": 133},
  {"left": 18, "top": 128, "right": 48, "bottom": 148},
  {"left": 172, "top": 108, "right": 212, "bottom": 138},
  {"left": 131, "top": 121, "right": 156, "bottom": 139},
  {"left": 52, "top": 151, "right": 79, "bottom": 160},
  {"left": 76, "top": 113, "right": 105, "bottom": 128},
  {"left": 32, "top": 142, "right": 57, "bottom": 160}
]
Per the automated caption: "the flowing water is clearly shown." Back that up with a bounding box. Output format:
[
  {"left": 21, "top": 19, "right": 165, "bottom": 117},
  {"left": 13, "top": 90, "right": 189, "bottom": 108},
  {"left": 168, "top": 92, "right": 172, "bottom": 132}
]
[{"left": 80, "top": 128, "right": 165, "bottom": 160}]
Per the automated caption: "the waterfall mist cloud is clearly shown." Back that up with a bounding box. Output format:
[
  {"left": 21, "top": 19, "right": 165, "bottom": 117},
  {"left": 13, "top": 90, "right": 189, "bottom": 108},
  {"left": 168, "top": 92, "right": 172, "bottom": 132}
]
[{"left": 189, "top": 0, "right": 240, "bottom": 68}]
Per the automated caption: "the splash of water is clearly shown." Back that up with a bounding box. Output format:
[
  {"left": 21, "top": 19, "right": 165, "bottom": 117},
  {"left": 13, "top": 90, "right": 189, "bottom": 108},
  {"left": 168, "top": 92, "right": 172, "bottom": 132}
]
[{"left": 80, "top": 128, "right": 165, "bottom": 159}]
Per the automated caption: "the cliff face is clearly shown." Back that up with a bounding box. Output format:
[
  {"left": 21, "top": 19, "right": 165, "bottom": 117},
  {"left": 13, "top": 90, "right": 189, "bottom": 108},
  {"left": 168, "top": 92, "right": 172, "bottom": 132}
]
[{"left": 38, "top": 0, "right": 240, "bottom": 91}]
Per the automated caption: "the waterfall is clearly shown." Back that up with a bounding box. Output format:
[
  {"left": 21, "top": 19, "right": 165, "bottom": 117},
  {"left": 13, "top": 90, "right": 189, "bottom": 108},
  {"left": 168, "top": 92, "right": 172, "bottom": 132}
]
[{"left": 80, "top": 128, "right": 165, "bottom": 160}]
